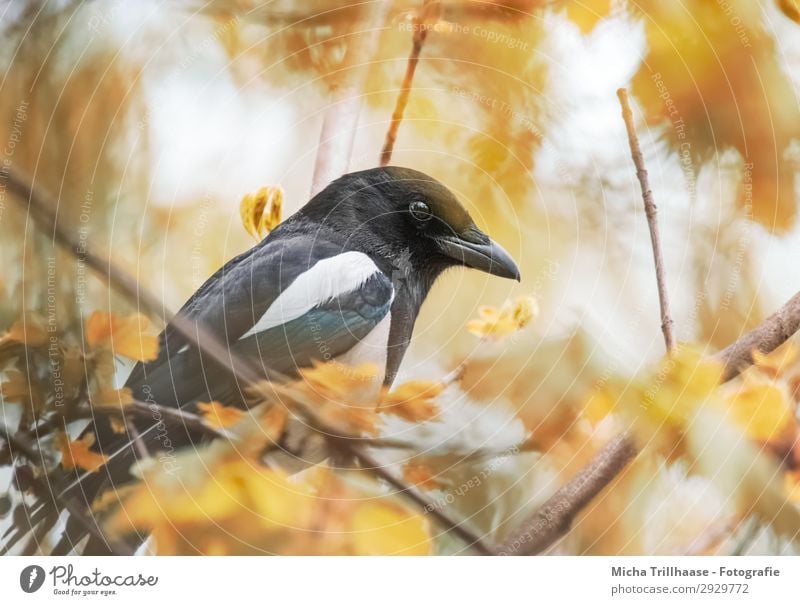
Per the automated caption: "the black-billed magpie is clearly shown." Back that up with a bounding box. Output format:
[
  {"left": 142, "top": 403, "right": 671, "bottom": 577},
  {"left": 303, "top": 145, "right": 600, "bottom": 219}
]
[
  {"left": 36, "top": 166, "right": 521, "bottom": 554},
  {"left": 127, "top": 165, "right": 520, "bottom": 408}
]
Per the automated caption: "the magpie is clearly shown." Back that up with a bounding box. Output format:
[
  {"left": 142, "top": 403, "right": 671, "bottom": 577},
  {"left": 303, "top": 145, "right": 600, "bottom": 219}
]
[{"left": 14, "top": 166, "right": 520, "bottom": 554}]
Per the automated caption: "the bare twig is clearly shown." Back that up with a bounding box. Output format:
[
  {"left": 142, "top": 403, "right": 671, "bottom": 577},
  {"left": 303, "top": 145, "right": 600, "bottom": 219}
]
[
  {"left": 495, "top": 433, "right": 637, "bottom": 555},
  {"left": 496, "top": 91, "right": 800, "bottom": 557},
  {"left": 714, "top": 291, "right": 800, "bottom": 382},
  {"left": 617, "top": 88, "right": 676, "bottom": 352},
  {"left": 0, "top": 422, "right": 134, "bottom": 555},
  {"left": 5, "top": 170, "right": 493, "bottom": 555},
  {"left": 379, "top": 0, "right": 437, "bottom": 166},
  {"left": 126, "top": 421, "right": 149, "bottom": 461},
  {"left": 311, "top": 1, "right": 391, "bottom": 195},
  {"left": 499, "top": 288, "right": 800, "bottom": 555}
]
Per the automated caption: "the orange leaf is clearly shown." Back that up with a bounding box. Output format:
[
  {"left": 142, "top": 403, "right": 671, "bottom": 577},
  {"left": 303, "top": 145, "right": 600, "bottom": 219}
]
[
  {"left": 86, "top": 311, "right": 158, "bottom": 362},
  {"left": 379, "top": 380, "right": 443, "bottom": 422},
  {"left": 239, "top": 186, "right": 284, "bottom": 241},
  {"left": 3, "top": 314, "right": 48, "bottom": 347},
  {"left": 197, "top": 401, "right": 244, "bottom": 429},
  {"left": 402, "top": 460, "right": 441, "bottom": 491},
  {"left": 92, "top": 387, "right": 134, "bottom": 408},
  {"left": 56, "top": 432, "right": 109, "bottom": 472}
]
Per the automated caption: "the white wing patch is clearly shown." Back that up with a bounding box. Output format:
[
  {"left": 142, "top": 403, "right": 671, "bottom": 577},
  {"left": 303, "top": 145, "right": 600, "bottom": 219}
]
[{"left": 239, "top": 251, "right": 383, "bottom": 339}]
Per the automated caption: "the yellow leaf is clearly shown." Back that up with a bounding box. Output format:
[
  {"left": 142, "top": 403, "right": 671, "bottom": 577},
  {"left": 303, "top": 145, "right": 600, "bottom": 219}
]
[
  {"left": 379, "top": 380, "right": 443, "bottom": 422},
  {"left": 467, "top": 295, "right": 538, "bottom": 340},
  {"left": 722, "top": 377, "right": 794, "bottom": 443},
  {"left": 785, "top": 471, "right": 800, "bottom": 504},
  {"left": 2, "top": 314, "right": 48, "bottom": 347},
  {"left": 107, "top": 457, "right": 314, "bottom": 543},
  {"left": 109, "top": 416, "right": 127, "bottom": 434},
  {"left": 350, "top": 502, "right": 431, "bottom": 555},
  {"left": 752, "top": 343, "right": 798, "bottom": 378},
  {"left": 197, "top": 401, "right": 244, "bottom": 429},
  {"left": 0, "top": 370, "right": 29, "bottom": 403},
  {"left": 56, "top": 432, "right": 109, "bottom": 472},
  {"left": 402, "top": 460, "right": 441, "bottom": 491},
  {"left": 641, "top": 347, "right": 724, "bottom": 427},
  {"left": 298, "top": 360, "right": 379, "bottom": 400},
  {"left": 92, "top": 387, "right": 134, "bottom": 408},
  {"left": 293, "top": 361, "right": 382, "bottom": 435},
  {"left": 779, "top": 0, "right": 800, "bottom": 24},
  {"left": 239, "top": 186, "right": 284, "bottom": 241},
  {"left": 86, "top": 311, "right": 159, "bottom": 362},
  {"left": 584, "top": 389, "right": 616, "bottom": 424}
]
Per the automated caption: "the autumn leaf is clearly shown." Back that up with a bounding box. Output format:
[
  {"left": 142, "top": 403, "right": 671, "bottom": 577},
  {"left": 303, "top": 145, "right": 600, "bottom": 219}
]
[
  {"left": 290, "top": 361, "right": 382, "bottom": 435},
  {"left": 0, "top": 369, "right": 44, "bottom": 412},
  {"left": 298, "top": 360, "right": 379, "bottom": 400},
  {"left": 467, "top": 295, "right": 538, "bottom": 340},
  {"left": 640, "top": 347, "right": 724, "bottom": 428},
  {"left": 86, "top": 311, "right": 158, "bottom": 362},
  {"left": 379, "top": 380, "right": 443, "bottom": 422},
  {"left": 785, "top": 471, "right": 800, "bottom": 504},
  {"left": 402, "top": 460, "right": 441, "bottom": 491},
  {"left": 106, "top": 456, "right": 316, "bottom": 551},
  {"left": 109, "top": 417, "right": 127, "bottom": 435},
  {"left": 583, "top": 389, "right": 616, "bottom": 424},
  {"left": 779, "top": 0, "right": 800, "bottom": 24},
  {"left": 91, "top": 387, "right": 134, "bottom": 408},
  {"left": 350, "top": 502, "right": 432, "bottom": 555},
  {"left": 0, "top": 370, "right": 30, "bottom": 403},
  {"left": 198, "top": 401, "right": 244, "bottom": 429},
  {"left": 56, "top": 432, "right": 109, "bottom": 472},
  {"left": 721, "top": 377, "right": 794, "bottom": 443},
  {"left": 752, "top": 343, "right": 798, "bottom": 378},
  {"left": 240, "top": 186, "right": 284, "bottom": 240},
  {"left": 1, "top": 314, "right": 48, "bottom": 347}
]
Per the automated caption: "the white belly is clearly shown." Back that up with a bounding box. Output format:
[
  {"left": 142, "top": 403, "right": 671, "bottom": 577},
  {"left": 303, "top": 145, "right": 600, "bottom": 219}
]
[{"left": 334, "top": 312, "right": 391, "bottom": 385}]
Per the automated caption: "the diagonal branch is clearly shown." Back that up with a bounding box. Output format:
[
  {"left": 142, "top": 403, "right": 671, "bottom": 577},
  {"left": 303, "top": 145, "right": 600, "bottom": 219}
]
[
  {"left": 618, "top": 88, "right": 675, "bottom": 352},
  {"left": 495, "top": 433, "right": 637, "bottom": 555},
  {"left": 379, "top": 0, "right": 437, "bottom": 166},
  {"left": 0, "top": 422, "right": 134, "bottom": 555},
  {"left": 497, "top": 90, "right": 800, "bottom": 556},
  {"left": 714, "top": 291, "right": 800, "bottom": 382}
]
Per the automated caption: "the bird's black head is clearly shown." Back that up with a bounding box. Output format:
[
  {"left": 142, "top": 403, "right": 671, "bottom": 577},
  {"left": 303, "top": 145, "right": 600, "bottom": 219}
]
[{"left": 301, "top": 166, "right": 520, "bottom": 286}]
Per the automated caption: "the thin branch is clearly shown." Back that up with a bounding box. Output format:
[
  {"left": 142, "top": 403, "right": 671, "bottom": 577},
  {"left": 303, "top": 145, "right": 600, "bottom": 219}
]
[
  {"left": 126, "top": 421, "right": 149, "bottom": 461},
  {"left": 495, "top": 433, "right": 637, "bottom": 555},
  {"left": 500, "top": 289, "right": 800, "bottom": 556},
  {"left": 5, "top": 169, "right": 493, "bottom": 555},
  {"left": 311, "top": 1, "right": 391, "bottom": 195},
  {"left": 714, "top": 291, "right": 800, "bottom": 382},
  {"left": 617, "top": 88, "right": 676, "bottom": 352},
  {"left": 379, "top": 0, "right": 436, "bottom": 166},
  {"left": 0, "top": 422, "right": 134, "bottom": 555},
  {"left": 496, "top": 90, "right": 800, "bottom": 557}
]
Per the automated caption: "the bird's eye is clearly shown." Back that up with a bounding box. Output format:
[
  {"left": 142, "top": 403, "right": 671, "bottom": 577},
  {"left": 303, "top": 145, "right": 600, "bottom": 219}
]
[{"left": 409, "top": 201, "right": 432, "bottom": 222}]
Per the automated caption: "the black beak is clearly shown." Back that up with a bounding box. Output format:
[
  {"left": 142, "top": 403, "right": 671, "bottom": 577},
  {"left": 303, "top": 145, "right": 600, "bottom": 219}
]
[{"left": 436, "top": 228, "right": 521, "bottom": 281}]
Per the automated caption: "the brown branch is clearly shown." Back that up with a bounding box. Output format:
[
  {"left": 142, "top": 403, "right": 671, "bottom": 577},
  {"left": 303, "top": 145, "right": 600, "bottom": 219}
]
[
  {"left": 617, "top": 88, "right": 676, "bottom": 352},
  {"left": 496, "top": 90, "right": 800, "bottom": 557},
  {"left": 497, "top": 288, "right": 800, "bottom": 556},
  {"left": 495, "top": 433, "right": 637, "bottom": 555},
  {"left": 311, "top": 1, "right": 391, "bottom": 195},
  {"left": 0, "top": 422, "right": 134, "bottom": 555},
  {"left": 5, "top": 169, "right": 493, "bottom": 555},
  {"left": 714, "top": 291, "right": 800, "bottom": 382},
  {"left": 379, "top": 0, "right": 437, "bottom": 166}
]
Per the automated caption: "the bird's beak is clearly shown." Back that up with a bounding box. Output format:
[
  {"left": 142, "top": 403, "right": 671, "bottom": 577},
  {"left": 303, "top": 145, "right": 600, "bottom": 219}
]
[{"left": 436, "top": 228, "right": 521, "bottom": 281}]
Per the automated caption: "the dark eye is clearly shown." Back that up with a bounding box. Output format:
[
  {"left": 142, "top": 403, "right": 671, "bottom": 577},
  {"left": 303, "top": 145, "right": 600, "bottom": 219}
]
[{"left": 409, "top": 201, "right": 432, "bottom": 222}]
